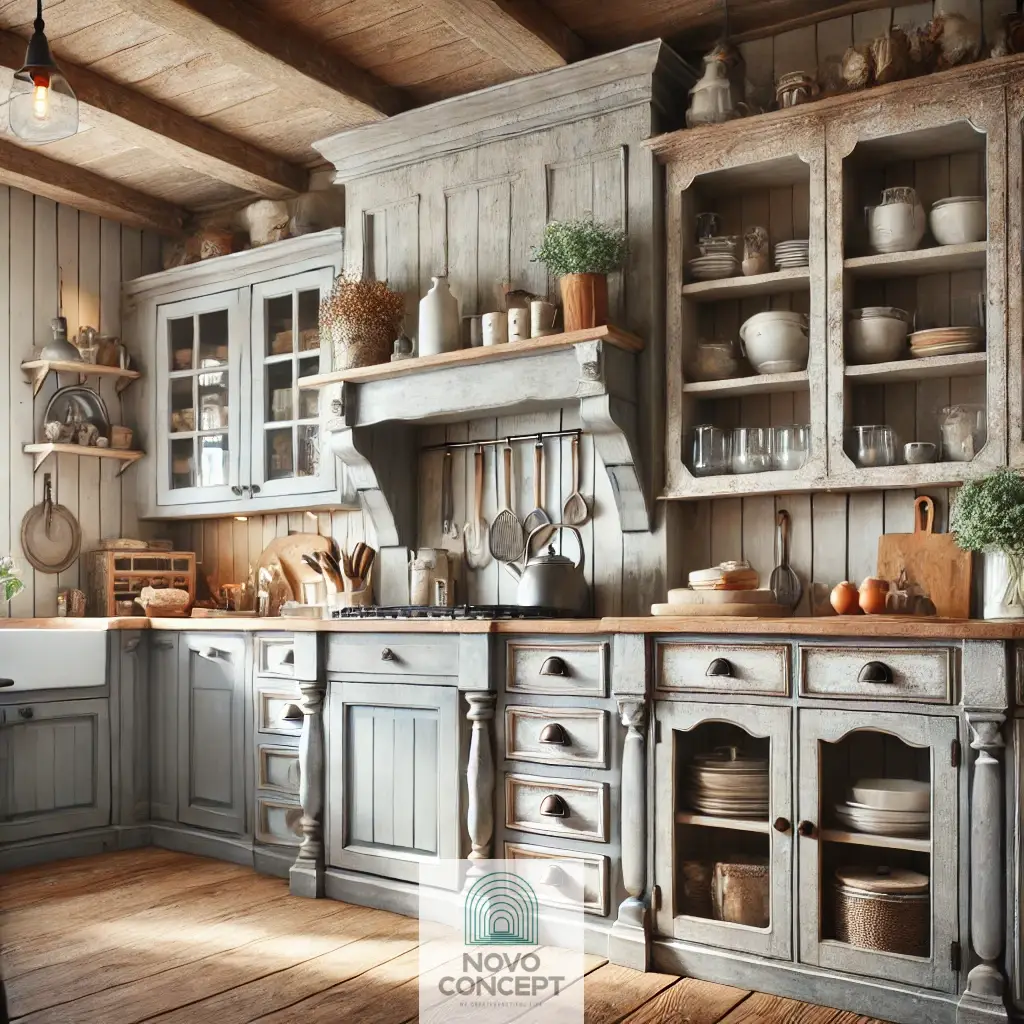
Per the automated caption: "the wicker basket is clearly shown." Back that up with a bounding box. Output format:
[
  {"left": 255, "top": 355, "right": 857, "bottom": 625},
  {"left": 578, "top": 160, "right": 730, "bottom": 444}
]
[
  {"left": 328, "top": 320, "right": 394, "bottom": 370},
  {"left": 712, "top": 857, "right": 769, "bottom": 927},
  {"left": 834, "top": 870, "right": 929, "bottom": 956},
  {"left": 679, "top": 860, "right": 714, "bottom": 919}
]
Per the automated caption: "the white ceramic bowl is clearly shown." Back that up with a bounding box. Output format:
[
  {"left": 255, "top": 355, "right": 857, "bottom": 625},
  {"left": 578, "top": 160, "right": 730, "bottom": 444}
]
[
  {"left": 851, "top": 778, "right": 930, "bottom": 811},
  {"left": 739, "top": 311, "right": 809, "bottom": 374},
  {"left": 929, "top": 196, "right": 986, "bottom": 246},
  {"left": 846, "top": 313, "right": 909, "bottom": 364}
]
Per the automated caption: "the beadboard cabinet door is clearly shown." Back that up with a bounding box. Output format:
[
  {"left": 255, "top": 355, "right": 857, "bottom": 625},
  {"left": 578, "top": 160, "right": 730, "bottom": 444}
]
[
  {"left": 149, "top": 635, "right": 179, "bottom": 822},
  {"left": 0, "top": 699, "right": 111, "bottom": 842},
  {"left": 327, "top": 680, "right": 459, "bottom": 884},
  {"left": 177, "top": 634, "right": 247, "bottom": 835}
]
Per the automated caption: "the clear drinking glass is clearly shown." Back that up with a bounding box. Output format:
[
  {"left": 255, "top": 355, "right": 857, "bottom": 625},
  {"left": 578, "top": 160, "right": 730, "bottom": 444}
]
[
  {"left": 846, "top": 425, "right": 897, "bottom": 468},
  {"left": 731, "top": 427, "right": 773, "bottom": 474},
  {"left": 773, "top": 425, "right": 810, "bottom": 471},
  {"left": 691, "top": 425, "right": 731, "bottom": 476}
]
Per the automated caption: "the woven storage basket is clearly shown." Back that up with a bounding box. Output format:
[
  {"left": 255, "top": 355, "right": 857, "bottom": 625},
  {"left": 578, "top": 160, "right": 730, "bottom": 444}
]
[
  {"left": 679, "top": 860, "right": 714, "bottom": 919},
  {"left": 712, "top": 857, "right": 769, "bottom": 927},
  {"left": 834, "top": 866, "right": 929, "bottom": 956},
  {"left": 328, "top": 320, "right": 394, "bottom": 370}
]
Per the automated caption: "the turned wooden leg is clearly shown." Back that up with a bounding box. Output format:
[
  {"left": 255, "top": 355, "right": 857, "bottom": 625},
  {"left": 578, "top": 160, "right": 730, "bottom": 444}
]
[
  {"left": 289, "top": 679, "right": 326, "bottom": 898},
  {"left": 465, "top": 692, "right": 496, "bottom": 879}
]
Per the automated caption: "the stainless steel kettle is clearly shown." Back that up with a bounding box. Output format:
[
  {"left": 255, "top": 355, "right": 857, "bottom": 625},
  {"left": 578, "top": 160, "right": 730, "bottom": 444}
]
[{"left": 503, "top": 524, "right": 589, "bottom": 614}]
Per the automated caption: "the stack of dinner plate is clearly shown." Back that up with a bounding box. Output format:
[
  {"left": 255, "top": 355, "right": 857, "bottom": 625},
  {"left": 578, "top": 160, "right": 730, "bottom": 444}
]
[
  {"left": 684, "top": 747, "right": 770, "bottom": 819},
  {"left": 834, "top": 777, "right": 930, "bottom": 838},
  {"left": 774, "top": 239, "right": 810, "bottom": 269},
  {"left": 688, "top": 253, "right": 740, "bottom": 280},
  {"left": 908, "top": 326, "right": 984, "bottom": 358}
]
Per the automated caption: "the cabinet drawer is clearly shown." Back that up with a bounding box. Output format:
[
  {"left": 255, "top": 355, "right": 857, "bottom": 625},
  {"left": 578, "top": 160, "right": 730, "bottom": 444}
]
[
  {"left": 800, "top": 646, "right": 953, "bottom": 702},
  {"left": 256, "top": 636, "right": 296, "bottom": 679},
  {"left": 257, "top": 687, "right": 303, "bottom": 736},
  {"left": 258, "top": 744, "right": 301, "bottom": 794},
  {"left": 506, "top": 642, "right": 607, "bottom": 697},
  {"left": 256, "top": 796, "right": 303, "bottom": 847},
  {"left": 504, "top": 841, "right": 609, "bottom": 917},
  {"left": 657, "top": 642, "right": 789, "bottom": 696},
  {"left": 505, "top": 773, "right": 608, "bottom": 843},
  {"left": 326, "top": 636, "right": 458, "bottom": 678},
  {"left": 505, "top": 706, "right": 608, "bottom": 768}
]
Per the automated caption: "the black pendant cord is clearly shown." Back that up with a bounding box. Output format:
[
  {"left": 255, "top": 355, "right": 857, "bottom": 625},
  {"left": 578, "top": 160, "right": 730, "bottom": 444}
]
[{"left": 34, "top": 0, "right": 43, "bottom": 34}]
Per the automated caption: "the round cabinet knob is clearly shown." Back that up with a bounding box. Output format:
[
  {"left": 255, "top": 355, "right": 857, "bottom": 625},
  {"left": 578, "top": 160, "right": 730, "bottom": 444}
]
[
  {"left": 250, "top": 484, "right": 261, "bottom": 495},
  {"left": 17, "top": 707, "right": 33, "bottom": 720},
  {"left": 539, "top": 722, "right": 570, "bottom": 746},
  {"left": 797, "top": 820, "right": 816, "bottom": 838},
  {"left": 773, "top": 817, "right": 792, "bottom": 834},
  {"left": 539, "top": 656, "right": 569, "bottom": 678},
  {"left": 231, "top": 485, "right": 243, "bottom": 496},
  {"left": 539, "top": 794, "right": 570, "bottom": 818},
  {"left": 381, "top": 647, "right": 395, "bottom": 662},
  {"left": 857, "top": 661, "right": 893, "bottom": 686},
  {"left": 705, "top": 658, "right": 734, "bottom": 678}
]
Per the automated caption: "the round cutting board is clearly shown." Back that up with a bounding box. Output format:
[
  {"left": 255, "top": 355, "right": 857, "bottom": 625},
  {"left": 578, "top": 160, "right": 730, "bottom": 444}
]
[
  {"left": 667, "top": 588, "right": 777, "bottom": 605},
  {"left": 651, "top": 602, "right": 790, "bottom": 618}
]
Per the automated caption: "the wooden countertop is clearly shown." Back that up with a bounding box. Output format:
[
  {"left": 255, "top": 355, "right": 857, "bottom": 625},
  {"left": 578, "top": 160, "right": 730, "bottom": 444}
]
[{"left": 5, "top": 615, "right": 1024, "bottom": 640}]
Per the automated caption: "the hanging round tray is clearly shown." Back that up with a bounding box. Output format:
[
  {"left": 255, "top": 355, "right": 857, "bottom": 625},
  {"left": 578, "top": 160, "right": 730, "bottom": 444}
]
[{"left": 20, "top": 476, "right": 81, "bottom": 574}]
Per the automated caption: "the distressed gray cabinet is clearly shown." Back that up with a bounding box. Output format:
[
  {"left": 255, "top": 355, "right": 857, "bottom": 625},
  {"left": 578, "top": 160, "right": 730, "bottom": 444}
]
[
  {"left": 327, "top": 679, "right": 460, "bottom": 884},
  {"left": 149, "top": 634, "right": 179, "bottom": 822},
  {"left": 177, "top": 633, "right": 247, "bottom": 835},
  {"left": 0, "top": 698, "right": 111, "bottom": 842}
]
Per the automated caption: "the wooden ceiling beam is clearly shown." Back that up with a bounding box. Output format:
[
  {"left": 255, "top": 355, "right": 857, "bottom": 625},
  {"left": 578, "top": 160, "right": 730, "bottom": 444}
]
[
  {"left": 431, "top": 0, "right": 585, "bottom": 73},
  {"left": 128, "top": 0, "right": 407, "bottom": 120},
  {"left": 0, "top": 137, "right": 184, "bottom": 234},
  {"left": 0, "top": 31, "right": 307, "bottom": 200}
]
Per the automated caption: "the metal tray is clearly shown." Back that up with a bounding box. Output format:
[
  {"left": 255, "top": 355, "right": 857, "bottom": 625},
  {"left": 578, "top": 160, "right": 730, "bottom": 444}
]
[{"left": 43, "top": 385, "right": 111, "bottom": 431}]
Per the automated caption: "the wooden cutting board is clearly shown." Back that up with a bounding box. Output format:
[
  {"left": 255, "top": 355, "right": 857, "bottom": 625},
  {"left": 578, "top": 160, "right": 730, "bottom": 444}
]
[
  {"left": 666, "top": 588, "right": 778, "bottom": 605},
  {"left": 256, "top": 534, "right": 332, "bottom": 598},
  {"left": 876, "top": 495, "right": 971, "bottom": 619},
  {"left": 652, "top": 602, "right": 791, "bottom": 618}
]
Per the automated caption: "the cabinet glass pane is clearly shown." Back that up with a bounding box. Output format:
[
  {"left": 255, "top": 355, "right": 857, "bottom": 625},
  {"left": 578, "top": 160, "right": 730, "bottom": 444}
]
[
  {"left": 297, "top": 288, "right": 320, "bottom": 352},
  {"left": 198, "top": 372, "right": 229, "bottom": 431},
  {"left": 169, "top": 317, "right": 194, "bottom": 371},
  {"left": 297, "top": 425, "right": 320, "bottom": 478},
  {"left": 197, "top": 434, "right": 229, "bottom": 487},
  {"left": 673, "top": 722, "right": 770, "bottom": 928},
  {"left": 267, "top": 361, "right": 295, "bottom": 422},
  {"left": 266, "top": 295, "right": 294, "bottom": 357},
  {"left": 198, "top": 310, "right": 228, "bottom": 367},
  {"left": 170, "top": 378, "right": 194, "bottom": 433},
  {"left": 170, "top": 437, "right": 195, "bottom": 490},
  {"left": 266, "top": 427, "right": 293, "bottom": 480}
]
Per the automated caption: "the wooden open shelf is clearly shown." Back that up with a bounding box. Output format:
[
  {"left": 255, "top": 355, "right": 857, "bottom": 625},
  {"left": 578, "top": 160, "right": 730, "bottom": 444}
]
[
  {"left": 681, "top": 266, "right": 809, "bottom": 301},
  {"left": 682, "top": 370, "right": 809, "bottom": 398},
  {"left": 844, "top": 351, "right": 986, "bottom": 383},
  {"left": 820, "top": 827, "right": 930, "bottom": 853},
  {"left": 299, "top": 324, "right": 643, "bottom": 388},
  {"left": 675, "top": 811, "right": 770, "bottom": 834},
  {"left": 21, "top": 359, "right": 141, "bottom": 397},
  {"left": 844, "top": 241, "right": 986, "bottom": 279},
  {"left": 24, "top": 443, "right": 144, "bottom": 477}
]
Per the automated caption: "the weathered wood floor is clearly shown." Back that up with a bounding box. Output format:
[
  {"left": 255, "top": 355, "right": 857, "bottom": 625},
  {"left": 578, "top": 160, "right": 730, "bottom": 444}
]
[{"left": 0, "top": 849, "right": 889, "bottom": 1023}]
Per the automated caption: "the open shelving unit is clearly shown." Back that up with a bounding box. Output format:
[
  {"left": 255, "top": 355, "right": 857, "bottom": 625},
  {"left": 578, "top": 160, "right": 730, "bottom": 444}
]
[
  {"left": 21, "top": 358, "right": 140, "bottom": 397},
  {"left": 24, "top": 443, "right": 144, "bottom": 476}
]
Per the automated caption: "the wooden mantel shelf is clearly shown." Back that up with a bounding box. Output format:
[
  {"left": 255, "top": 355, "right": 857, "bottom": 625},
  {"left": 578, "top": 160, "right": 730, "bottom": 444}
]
[
  {"left": 21, "top": 359, "right": 141, "bottom": 398},
  {"left": 298, "top": 325, "right": 643, "bottom": 388},
  {"left": 316, "top": 323, "right": 651, "bottom": 543},
  {"left": 24, "top": 443, "right": 144, "bottom": 476}
]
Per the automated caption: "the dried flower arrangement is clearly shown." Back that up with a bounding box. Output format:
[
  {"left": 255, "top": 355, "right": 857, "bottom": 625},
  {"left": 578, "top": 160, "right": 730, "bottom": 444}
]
[{"left": 319, "top": 274, "right": 407, "bottom": 370}]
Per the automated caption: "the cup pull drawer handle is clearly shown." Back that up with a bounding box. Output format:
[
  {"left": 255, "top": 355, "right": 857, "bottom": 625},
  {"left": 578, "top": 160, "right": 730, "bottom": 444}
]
[
  {"left": 539, "top": 723, "right": 570, "bottom": 746},
  {"left": 381, "top": 647, "right": 395, "bottom": 662},
  {"left": 0, "top": 678, "right": 15, "bottom": 688},
  {"left": 17, "top": 707, "right": 33, "bottom": 720},
  {"left": 280, "top": 703, "right": 304, "bottom": 723},
  {"left": 199, "top": 648, "right": 229, "bottom": 662},
  {"left": 706, "top": 658, "right": 734, "bottom": 678},
  {"left": 857, "top": 661, "right": 893, "bottom": 685},
  {"left": 539, "top": 794, "right": 569, "bottom": 818},
  {"left": 539, "top": 656, "right": 569, "bottom": 677}
]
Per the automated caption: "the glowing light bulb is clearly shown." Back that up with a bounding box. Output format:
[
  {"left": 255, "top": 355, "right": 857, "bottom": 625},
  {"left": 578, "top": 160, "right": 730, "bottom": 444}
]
[{"left": 32, "top": 82, "right": 49, "bottom": 120}]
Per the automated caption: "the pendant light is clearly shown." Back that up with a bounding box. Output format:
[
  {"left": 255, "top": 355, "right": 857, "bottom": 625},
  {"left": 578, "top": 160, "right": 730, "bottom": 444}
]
[{"left": 9, "top": 0, "right": 78, "bottom": 144}]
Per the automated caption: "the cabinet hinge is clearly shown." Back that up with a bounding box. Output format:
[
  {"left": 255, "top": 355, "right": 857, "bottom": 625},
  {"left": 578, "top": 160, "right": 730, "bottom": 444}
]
[
  {"left": 654, "top": 719, "right": 662, "bottom": 744},
  {"left": 950, "top": 940, "right": 961, "bottom": 972},
  {"left": 951, "top": 739, "right": 961, "bottom": 768},
  {"left": 651, "top": 884, "right": 662, "bottom": 910}
]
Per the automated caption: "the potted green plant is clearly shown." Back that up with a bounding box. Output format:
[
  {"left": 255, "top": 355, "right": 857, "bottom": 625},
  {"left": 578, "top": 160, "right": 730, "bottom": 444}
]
[
  {"left": 531, "top": 218, "right": 628, "bottom": 332},
  {"left": 0, "top": 556, "right": 23, "bottom": 603},
  {"left": 950, "top": 469, "right": 1024, "bottom": 618}
]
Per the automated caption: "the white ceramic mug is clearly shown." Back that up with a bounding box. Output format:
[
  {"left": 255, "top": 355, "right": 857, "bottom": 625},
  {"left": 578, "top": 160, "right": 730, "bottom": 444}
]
[
  {"left": 481, "top": 312, "right": 507, "bottom": 346},
  {"left": 469, "top": 315, "right": 483, "bottom": 347},
  {"left": 530, "top": 300, "right": 558, "bottom": 337},
  {"left": 508, "top": 306, "right": 530, "bottom": 342}
]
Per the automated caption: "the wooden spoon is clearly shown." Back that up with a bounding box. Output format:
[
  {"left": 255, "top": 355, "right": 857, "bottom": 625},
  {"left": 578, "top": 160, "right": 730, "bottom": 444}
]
[{"left": 562, "top": 434, "right": 589, "bottom": 526}]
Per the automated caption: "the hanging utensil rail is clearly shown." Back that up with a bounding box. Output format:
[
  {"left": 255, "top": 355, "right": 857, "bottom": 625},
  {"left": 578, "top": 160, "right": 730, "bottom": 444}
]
[{"left": 422, "top": 428, "right": 582, "bottom": 452}]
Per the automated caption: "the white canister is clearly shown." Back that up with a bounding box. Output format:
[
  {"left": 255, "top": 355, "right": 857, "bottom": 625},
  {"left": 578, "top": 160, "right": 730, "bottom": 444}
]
[
  {"left": 481, "top": 312, "right": 507, "bottom": 346},
  {"left": 410, "top": 558, "right": 431, "bottom": 606},
  {"left": 508, "top": 306, "right": 530, "bottom": 342},
  {"left": 531, "top": 300, "right": 558, "bottom": 337},
  {"left": 983, "top": 550, "right": 1024, "bottom": 619},
  {"left": 418, "top": 276, "right": 460, "bottom": 357}
]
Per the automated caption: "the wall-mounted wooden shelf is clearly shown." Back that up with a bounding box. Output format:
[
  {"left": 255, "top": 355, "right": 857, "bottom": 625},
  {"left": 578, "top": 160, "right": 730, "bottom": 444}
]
[
  {"left": 681, "top": 266, "right": 809, "bottom": 301},
  {"left": 844, "top": 351, "right": 986, "bottom": 383},
  {"left": 21, "top": 359, "right": 140, "bottom": 398},
  {"left": 682, "top": 370, "right": 809, "bottom": 398},
  {"left": 844, "top": 241, "right": 987, "bottom": 279},
  {"left": 24, "top": 443, "right": 144, "bottom": 476}
]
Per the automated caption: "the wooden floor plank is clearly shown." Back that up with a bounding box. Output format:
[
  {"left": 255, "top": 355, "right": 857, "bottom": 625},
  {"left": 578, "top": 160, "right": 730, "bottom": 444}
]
[
  {"left": 718, "top": 991, "right": 848, "bottom": 1023},
  {"left": 621, "top": 977, "right": 751, "bottom": 1023}
]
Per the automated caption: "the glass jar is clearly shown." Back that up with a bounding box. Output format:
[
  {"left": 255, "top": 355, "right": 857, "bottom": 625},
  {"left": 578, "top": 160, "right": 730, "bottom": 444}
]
[
  {"left": 773, "top": 425, "right": 810, "bottom": 471},
  {"left": 690, "top": 425, "right": 731, "bottom": 477},
  {"left": 939, "top": 404, "right": 986, "bottom": 462},
  {"left": 731, "top": 427, "right": 773, "bottom": 474}
]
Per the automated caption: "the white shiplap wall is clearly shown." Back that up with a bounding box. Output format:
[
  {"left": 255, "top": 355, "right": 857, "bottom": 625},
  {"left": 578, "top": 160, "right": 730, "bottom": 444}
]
[{"left": 0, "top": 187, "right": 161, "bottom": 617}]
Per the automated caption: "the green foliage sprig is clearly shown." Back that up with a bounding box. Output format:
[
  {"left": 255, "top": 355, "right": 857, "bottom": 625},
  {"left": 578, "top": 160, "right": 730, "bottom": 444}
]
[
  {"left": 950, "top": 470, "right": 1024, "bottom": 554},
  {"left": 0, "top": 555, "right": 23, "bottom": 603},
  {"left": 530, "top": 218, "right": 628, "bottom": 277}
]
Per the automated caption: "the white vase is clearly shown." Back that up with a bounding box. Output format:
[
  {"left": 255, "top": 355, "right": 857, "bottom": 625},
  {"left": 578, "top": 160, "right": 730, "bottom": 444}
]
[
  {"left": 418, "top": 276, "right": 459, "bottom": 357},
  {"left": 982, "top": 549, "right": 1024, "bottom": 619}
]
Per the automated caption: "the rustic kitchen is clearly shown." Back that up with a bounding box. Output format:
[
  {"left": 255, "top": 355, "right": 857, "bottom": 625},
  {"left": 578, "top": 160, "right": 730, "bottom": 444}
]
[{"left": 3, "top": 2, "right": 1024, "bottom": 1023}]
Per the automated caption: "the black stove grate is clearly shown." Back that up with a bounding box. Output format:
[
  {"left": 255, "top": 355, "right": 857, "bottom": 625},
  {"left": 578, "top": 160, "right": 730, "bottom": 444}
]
[{"left": 326, "top": 604, "right": 578, "bottom": 620}]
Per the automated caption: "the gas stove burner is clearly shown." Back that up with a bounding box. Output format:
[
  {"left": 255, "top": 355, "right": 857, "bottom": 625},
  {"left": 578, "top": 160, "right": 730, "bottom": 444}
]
[{"left": 326, "top": 604, "right": 578, "bottom": 620}]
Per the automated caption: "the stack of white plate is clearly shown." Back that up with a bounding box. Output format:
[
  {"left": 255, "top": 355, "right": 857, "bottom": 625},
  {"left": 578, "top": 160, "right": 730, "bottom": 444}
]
[
  {"left": 774, "top": 239, "right": 809, "bottom": 269},
  {"left": 684, "top": 747, "right": 769, "bottom": 819},
  {"left": 909, "top": 326, "right": 984, "bottom": 358},
  {"left": 835, "top": 778, "right": 930, "bottom": 838},
  {"left": 688, "top": 254, "right": 740, "bottom": 281}
]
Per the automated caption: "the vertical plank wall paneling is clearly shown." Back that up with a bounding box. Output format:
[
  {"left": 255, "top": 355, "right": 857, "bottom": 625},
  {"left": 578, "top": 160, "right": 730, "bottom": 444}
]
[{"left": 0, "top": 188, "right": 163, "bottom": 617}]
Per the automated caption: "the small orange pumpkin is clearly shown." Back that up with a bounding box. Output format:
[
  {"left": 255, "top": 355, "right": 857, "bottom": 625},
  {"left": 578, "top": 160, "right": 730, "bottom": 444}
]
[
  {"left": 858, "top": 577, "right": 890, "bottom": 615},
  {"left": 830, "top": 581, "right": 860, "bottom": 615}
]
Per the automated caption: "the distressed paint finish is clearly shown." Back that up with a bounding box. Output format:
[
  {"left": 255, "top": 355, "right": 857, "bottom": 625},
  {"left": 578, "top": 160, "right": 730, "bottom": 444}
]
[
  {"left": 465, "top": 691, "right": 497, "bottom": 870},
  {"left": 289, "top": 677, "right": 326, "bottom": 899}
]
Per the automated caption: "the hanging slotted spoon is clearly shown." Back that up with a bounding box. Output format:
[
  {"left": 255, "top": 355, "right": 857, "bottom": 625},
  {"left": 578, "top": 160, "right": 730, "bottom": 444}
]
[
  {"left": 464, "top": 446, "right": 491, "bottom": 569},
  {"left": 562, "top": 434, "right": 590, "bottom": 526},
  {"left": 489, "top": 444, "right": 525, "bottom": 563}
]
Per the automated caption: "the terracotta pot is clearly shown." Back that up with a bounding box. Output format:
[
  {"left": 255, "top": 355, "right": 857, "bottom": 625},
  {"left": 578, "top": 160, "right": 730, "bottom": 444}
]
[{"left": 560, "top": 273, "right": 609, "bottom": 332}]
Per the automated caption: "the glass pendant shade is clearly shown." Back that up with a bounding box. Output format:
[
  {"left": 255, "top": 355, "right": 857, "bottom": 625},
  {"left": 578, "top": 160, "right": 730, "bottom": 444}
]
[{"left": 8, "top": 3, "right": 78, "bottom": 144}]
